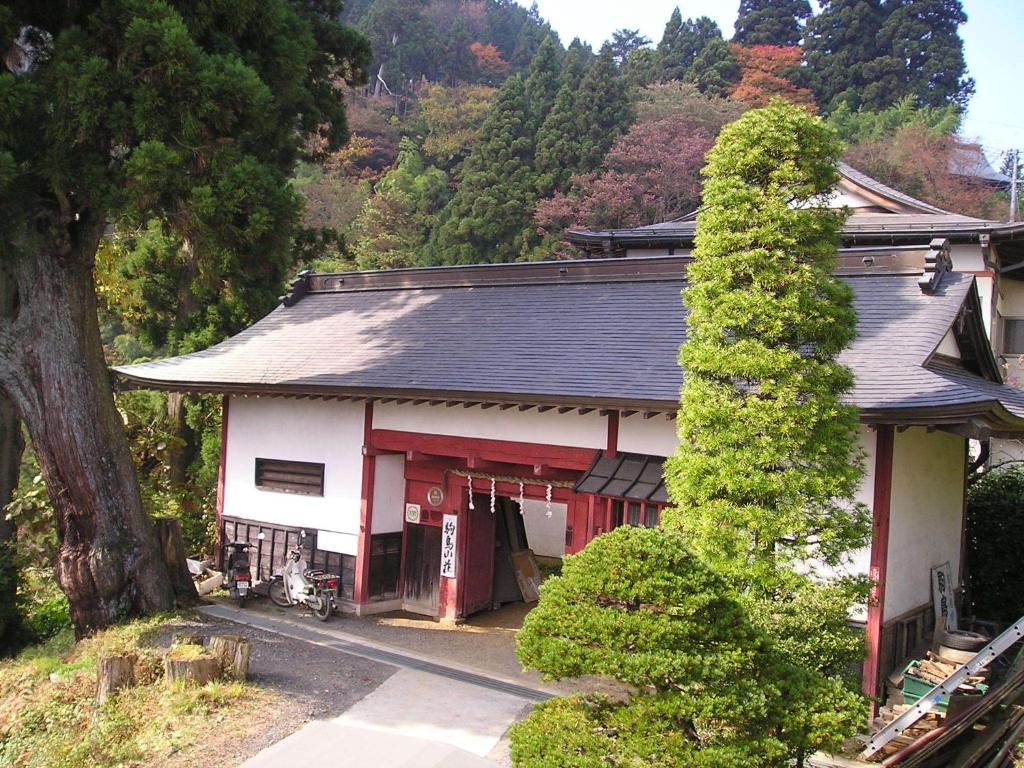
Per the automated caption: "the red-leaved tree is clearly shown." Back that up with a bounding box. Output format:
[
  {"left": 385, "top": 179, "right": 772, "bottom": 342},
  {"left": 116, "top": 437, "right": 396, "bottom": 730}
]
[
  {"left": 730, "top": 44, "right": 816, "bottom": 110},
  {"left": 535, "top": 117, "right": 715, "bottom": 234}
]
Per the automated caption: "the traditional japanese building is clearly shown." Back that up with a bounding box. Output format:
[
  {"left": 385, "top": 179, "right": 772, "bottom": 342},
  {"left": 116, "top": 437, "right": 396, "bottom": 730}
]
[{"left": 117, "top": 243, "right": 1024, "bottom": 701}]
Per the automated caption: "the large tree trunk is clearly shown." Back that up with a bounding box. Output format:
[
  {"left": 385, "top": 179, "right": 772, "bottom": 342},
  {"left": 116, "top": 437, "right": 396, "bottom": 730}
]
[
  {"left": 166, "top": 392, "right": 197, "bottom": 488},
  {"left": 0, "top": 214, "right": 174, "bottom": 634}
]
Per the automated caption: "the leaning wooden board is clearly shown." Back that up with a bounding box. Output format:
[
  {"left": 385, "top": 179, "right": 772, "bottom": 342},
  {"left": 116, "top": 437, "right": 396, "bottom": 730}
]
[{"left": 511, "top": 549, "right": 541, "bottom": 602}]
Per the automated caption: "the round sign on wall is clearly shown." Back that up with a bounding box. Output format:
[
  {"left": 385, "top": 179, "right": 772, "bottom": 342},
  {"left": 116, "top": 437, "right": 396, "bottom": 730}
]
[{"left": 426, "top": 485, "right": 445, "bottom": 507}]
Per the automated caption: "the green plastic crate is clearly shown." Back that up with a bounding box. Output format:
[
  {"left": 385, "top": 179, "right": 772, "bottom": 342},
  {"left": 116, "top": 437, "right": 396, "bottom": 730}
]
[{"left": 901, "top": 661, "right": 988, "bottom": 715}]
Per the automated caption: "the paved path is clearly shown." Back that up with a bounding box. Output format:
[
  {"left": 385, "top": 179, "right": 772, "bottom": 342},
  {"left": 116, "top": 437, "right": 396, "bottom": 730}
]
[{"left": 200, "top": 605, "right": 545, "bottom": 767}]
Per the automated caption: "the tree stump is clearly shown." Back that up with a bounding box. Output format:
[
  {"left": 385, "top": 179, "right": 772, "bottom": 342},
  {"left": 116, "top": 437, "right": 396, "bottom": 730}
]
[
  {"left": 209, "top": 635, "right": 252, "bottom": 680},
  {"left": 97, "top": 653, "right": 137, "bottom": 704},
  {"left": 156, "top": 517, "right": 200, "bottom": 606},
  {"left": 163, "top": 647, "right": 220, "bottom": 686}
]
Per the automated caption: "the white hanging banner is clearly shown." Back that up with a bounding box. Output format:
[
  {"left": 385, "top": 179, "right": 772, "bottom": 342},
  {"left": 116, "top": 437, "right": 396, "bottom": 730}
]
[{"left": 440, "top": 514, "right": 458, "bottom": 579}]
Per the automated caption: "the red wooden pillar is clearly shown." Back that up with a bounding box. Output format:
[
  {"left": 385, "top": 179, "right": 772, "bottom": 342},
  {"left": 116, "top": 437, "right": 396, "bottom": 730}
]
[
  {"left": 214, "top": 394, "right": 230, "bottom": 569},
  {"left": 354, "top": 401, "right": 376, "bottom": 605},
  {"left": 605, "top": 411, "right": 619, "bottom": 458},
  {"left": 863, "top": 424, "right": 895, "bottom": 706}
]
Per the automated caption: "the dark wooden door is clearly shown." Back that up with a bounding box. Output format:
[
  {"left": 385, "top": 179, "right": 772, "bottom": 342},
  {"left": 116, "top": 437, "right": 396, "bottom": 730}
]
[
  {"left": 403, "top": 524, "right": 441, "bottom": 614},
  {"left": 460, "top": 495, "right": 496, "bottom": 617}
]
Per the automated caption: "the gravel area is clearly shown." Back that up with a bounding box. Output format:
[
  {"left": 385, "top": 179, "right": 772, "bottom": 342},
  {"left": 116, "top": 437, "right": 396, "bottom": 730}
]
[{"left": 154, "top": 614, "right": 396, "bottom": 766}]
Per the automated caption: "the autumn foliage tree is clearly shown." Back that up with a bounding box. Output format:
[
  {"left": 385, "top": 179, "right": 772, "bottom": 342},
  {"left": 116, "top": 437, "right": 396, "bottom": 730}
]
[
  {"left": 535, "top": 118, "right": 714, "bottom": 233},
  {"left": 730, "top": 44, "right": 816, "bottom": 110},
  {"left": 844, "top": 125, "right": 1004, "bottom": 218}
]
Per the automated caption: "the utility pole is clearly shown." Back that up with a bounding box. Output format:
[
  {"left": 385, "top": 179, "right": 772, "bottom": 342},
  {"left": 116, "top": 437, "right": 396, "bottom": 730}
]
[{"left": 1011, "top": 149, "right": 1019, "bottom": 222}]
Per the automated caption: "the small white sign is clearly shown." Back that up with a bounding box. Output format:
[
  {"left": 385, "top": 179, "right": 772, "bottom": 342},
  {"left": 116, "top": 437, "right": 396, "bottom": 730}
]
[
  {"left": 440, "top": 513, "right": 457, "bottom": 579},
  {"left": 932, "top": 561, "right": 958, "bottom": 633},
  {"left": 405, "top": 503, "right": 421, "bottom": 524}
]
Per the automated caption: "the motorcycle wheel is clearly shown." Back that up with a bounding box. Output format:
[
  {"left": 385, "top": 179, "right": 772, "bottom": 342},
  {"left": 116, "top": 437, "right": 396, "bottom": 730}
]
[
  {"left": 269, "top": 578, "right": 290, "bottom": 607},
  {"left": 237, "top": 594, "right": 247, "bottom": 609},
  {"left": 314, "top": 596, "right": 332, "bottom": 621}
]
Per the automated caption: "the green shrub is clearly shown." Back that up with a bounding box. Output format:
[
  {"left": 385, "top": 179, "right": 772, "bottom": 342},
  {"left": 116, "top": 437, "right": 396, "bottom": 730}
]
[
  {"left": 18, "top": 567, "right": 71, "bottom": 643},
  {"left": 512, "top": 527, "right": 864, "bottom": 767},
  {"left": 965, "top": 466, "right": 1024, "bottom": 623}
]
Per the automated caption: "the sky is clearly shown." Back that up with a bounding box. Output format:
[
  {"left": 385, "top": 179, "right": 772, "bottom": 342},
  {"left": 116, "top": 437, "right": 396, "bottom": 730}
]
[{"left": 518, "top": 0, "right": 1023, "bottom": 167}]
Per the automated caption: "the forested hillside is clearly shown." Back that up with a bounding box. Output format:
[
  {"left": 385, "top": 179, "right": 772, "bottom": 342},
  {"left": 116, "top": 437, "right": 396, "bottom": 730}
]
[{"left": 292, "top": 0, "right": 1005, "bottom": 276}]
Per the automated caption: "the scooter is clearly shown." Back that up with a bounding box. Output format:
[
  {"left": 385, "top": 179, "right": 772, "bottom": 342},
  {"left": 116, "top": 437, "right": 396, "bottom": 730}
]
[
  {"left": 223, "top": 540, "right": 255, "bottom": 608},
  {"left": 268, "top": 547, "right": 339, "bottom": 621}
]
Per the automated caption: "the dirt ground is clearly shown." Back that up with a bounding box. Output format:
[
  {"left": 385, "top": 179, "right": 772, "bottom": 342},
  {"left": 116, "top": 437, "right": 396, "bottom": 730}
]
[{"left": 155, "top": 614, "right": 396, "bottom": 767}]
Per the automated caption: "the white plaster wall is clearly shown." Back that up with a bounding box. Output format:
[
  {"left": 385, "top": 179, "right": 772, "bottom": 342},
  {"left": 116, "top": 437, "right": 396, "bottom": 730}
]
[
  {"left": 976, "top": 275, "right": 995, "bottom": 334},
  {"left": 998, "top": 277, "right": 1024, "bottom": 317},
  {"left": 519, "top": 500, "right": 568, "bottom": 558},
  {"left": 935, "top": 330, "right": 961, "bottom": 358},
  {"left": 951, "top": 244, "right": 986, "bottom": 273},
  {"left": 832, "top": 187, "right": 879, "bottom": 209},
  {"left": 371, "top": 453, "right": 406, "bottom": 534},
  {"left": 809, "top": 427, "right": 876, "bottom": 605},
  {"left": 884, "top": 428, "right": 965, "bottom": 622},
  {"left": 375, "top": 402, "right": 608, "bottom": 449},
  {"left": 223, "top": 397, "right": 365, "bottom": 542},
  {"left": 617, "top": 414, "right": 678, "bottom": 457}
]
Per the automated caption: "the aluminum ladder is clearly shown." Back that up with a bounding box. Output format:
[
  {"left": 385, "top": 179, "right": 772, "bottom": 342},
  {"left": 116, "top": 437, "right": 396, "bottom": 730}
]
[{"left": 860, "top": 615, "right": 1024, "bottom": 759}]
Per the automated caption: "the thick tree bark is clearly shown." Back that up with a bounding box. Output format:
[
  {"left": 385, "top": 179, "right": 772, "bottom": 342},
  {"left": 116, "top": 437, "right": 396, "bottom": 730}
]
[
  {"left": 0, "top": 213, "right": 174, "bottom": 634},
  {"left": 155, "top": 517, "right": 198, "bottom": 604},
  {"left": 165, "top": 392, "right": 197, "bottom": 488}
]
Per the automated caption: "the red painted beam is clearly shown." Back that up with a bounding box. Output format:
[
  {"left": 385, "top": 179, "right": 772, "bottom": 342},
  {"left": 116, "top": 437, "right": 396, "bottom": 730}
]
[
  {"left": 605, "top": 411, "right": 619, "bottom": 458},
  {"left": 214, "top": 394, "right": 230, "bottom": 569},
  {"left": 354, "top": 401, "right": 376, "bottom": 605},
  {"left": 864, "top": 424, "right": 895, "bottom": 706},
  {"left": 369, "top": 429, "right": 597, "bottom": 471}
]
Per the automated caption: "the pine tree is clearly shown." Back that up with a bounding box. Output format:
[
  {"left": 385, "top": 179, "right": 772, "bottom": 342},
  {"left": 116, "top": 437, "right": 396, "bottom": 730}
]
[
  {"left": 873, "top": 0, "right": 975, "bottom": 110},
  {"left": 534, "top": 44, "right": 591, "bottom": 193},
  {"left": 656, "top": 7, "right": 687, "bottom": 79},
  {"left": 427, "top": 76, "right": 537, "bottom": 264},
  {"left": 803, "top": 0, "right": 886, "bottom": 112},
  {"left": 522, "top": 35, "right": 562, "bottom": 132},
  {"left": 733, "top": 0, "right": 813, "bottom": 46},
  {"left": 664, "top": 101, "right": 869, "bottom": 590},
  {"left": 655, "top": 11, "right": 738, "bottom": 96},
  {"left": 574, "top": 45, "right": 634, "bottom": 174}
]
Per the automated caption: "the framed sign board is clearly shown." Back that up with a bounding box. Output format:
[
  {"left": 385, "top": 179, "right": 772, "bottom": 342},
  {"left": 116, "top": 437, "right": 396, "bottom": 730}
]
[{"left": 440, "top": 513, "right": 457, "bottom": 578}]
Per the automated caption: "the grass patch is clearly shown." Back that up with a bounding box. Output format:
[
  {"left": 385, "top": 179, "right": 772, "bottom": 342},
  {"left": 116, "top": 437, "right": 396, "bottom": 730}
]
[{"left": 0, "top": 613, "right": 269, "bottom": 768}]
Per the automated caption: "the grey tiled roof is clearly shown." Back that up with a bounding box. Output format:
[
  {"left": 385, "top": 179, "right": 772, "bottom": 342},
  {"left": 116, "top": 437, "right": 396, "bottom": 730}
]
[
  {"left": 115, "top": 258, "right": 1024, "bottom": 429},
  {"left": 836, "top": 162, "right": 950, "bottom": 214}
]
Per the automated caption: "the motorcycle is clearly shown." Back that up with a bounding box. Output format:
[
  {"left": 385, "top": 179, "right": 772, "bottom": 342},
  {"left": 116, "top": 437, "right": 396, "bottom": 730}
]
[
  {"left": 268, "top": 547, "right": 339, "bottom": 621},
  {"left": 223, "top": 540, "right": 255, "bottom": 608}
]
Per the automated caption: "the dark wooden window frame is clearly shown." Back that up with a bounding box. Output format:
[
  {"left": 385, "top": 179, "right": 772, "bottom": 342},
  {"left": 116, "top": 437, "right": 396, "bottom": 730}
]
[
  {"left": 600, "top": 496, "right": 663, "bottom": 533},
  {"left": 254, "top": 458, "right": 325, "bottom": 496}
]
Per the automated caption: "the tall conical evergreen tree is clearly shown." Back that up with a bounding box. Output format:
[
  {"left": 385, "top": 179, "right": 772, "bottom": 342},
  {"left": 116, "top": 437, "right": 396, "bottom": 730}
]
[
  {"left": 803, "top": 0, "right": 886, "bottom": 112},
  {"left": 427, "top": 76, "right": 537, "bottom": 264},
  {"left": 657, "top": 7, "right": 687, "bottom": 79},
  {"left": 575, "top": 44, "right": 634, "bottom": 174},
  {"left": 733, "top": 0, "right": 812, "bottom": 46},
  {"left": 873, "top": 0, "right": 974, "bottom": 110},
  {"left": 665, "top": 101, "right": 867, "bottom": 589},
  {"left": 523, "top": 35, "right": 562, "bottom": 132},
  {"left": 690, "top": 28, "right": 741, "bottom": 97},
  {"left": 534, "top": 44, "right": 591, "bottom": 193}
]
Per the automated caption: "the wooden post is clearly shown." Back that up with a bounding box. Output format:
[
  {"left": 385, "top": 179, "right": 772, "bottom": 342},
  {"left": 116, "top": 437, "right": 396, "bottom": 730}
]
[
  {"left": 97, "top": 654, "right": 137, "bottom": 704},
  {"left": 864, "top": 425, "right": 895, "bottom": 708},
  {"left": 155, "top": 517, "right": 199, "bottom": 605},
  {"left": 215, "top": 395, "right": 229, "bottom": 570},
  {"left": 355, "top": 401, "right": 376, "bottom": 605},
  {"left": 605, "top": 411, "right": 619, "bottom": 458}
]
